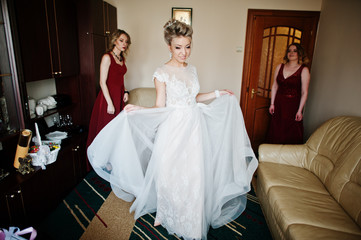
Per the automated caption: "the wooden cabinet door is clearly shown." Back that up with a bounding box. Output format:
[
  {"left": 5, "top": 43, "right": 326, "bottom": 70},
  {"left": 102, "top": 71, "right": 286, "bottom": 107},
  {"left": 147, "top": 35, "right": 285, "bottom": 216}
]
[
  {"left": 103, "top": 2, "right": 117, "bottom": 50},
  {"left": 107, "top": 3, "right": 117, "bottom": 34},
  {"left": 20, "top": 169, "right": 51, "bottom": 223},
  {"left": 76, "top": 0, "right": 117, "bottom": 126},
  {"left": 70, "top": 133, "right": 87, "bottom": 183},
  {"left": 46, "top": 142, "right": 77, "bottom": 202},
  {"left": 13, "top": 0, "right": 53, "bottom": 81},
  {"left": 13, "top": 0, "right": 78, "bottom": 81},
  {"left": 0, "top": 186, "right": 26, "bottom": 225},
  {"left": 49, "top": 0, "right": 79, "bottom": 78}
]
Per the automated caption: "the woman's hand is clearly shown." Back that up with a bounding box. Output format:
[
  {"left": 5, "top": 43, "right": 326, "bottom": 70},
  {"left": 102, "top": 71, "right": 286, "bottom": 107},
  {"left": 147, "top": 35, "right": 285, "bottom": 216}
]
[
  {"left": 107, "top": 103, "right": 115, "bottom": 114},
  {"left": 123, "top": 92, "right": 129, "bottom": 102},
  {"left": 269, "top": 104, "right": 275, "bottom": 115},
  {"left": 219, "top": 89, "right": 234, "bottom": 96},
  {"left": 124, "top": 104, "right": 144, "bottom": 112},
  {"left": 295, "top": 111, "right": 303, "bottom": 121}
]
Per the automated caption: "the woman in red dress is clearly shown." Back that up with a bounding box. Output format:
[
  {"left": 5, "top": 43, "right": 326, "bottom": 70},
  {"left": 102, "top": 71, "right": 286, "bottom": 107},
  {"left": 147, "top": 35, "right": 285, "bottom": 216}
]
[
  {"left": 266, "top": 43, "right": 310, "bottom": 144},
  {"left": 86, "top": 29, "right": 131, "bottom": 169}
]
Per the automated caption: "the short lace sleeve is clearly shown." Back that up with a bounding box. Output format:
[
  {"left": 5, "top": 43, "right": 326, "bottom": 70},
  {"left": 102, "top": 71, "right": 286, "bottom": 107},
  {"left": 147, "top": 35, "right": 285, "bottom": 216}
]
[{"left": 152, "top": 67, "right": 167, "bottom": 83}]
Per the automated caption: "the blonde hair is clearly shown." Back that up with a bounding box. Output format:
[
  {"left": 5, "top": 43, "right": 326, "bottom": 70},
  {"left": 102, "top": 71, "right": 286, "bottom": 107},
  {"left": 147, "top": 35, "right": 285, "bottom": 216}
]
[
  {"left": 163, "top": 19, "right": 193, "bottom": 45},
  {"left": 107, "top": 29, "right": 131, "bottom": 57}
]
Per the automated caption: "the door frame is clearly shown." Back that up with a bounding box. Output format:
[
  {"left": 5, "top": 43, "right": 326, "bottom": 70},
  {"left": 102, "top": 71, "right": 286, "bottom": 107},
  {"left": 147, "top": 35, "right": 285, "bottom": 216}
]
[{"left": 240, "top": 9, "right": 320, "bottom": 137}]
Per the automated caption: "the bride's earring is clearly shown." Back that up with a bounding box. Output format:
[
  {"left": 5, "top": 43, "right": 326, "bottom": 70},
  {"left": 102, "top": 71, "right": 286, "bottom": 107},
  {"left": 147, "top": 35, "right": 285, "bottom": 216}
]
[{"left": 169, "top": 52, "right": 172, "bottom": 59}]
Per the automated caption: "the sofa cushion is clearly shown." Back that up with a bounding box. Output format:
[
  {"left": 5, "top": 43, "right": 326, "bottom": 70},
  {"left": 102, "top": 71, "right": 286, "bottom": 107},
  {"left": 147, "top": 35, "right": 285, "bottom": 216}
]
[
  {"left": 287, "top": 224, "right": 361, "bottom": 240},
  {"left": 257, "top": 162, "right": 329, "bottom": 195},
  {"left": 267, "top": 187, "right": 361, "bottom": 236}
]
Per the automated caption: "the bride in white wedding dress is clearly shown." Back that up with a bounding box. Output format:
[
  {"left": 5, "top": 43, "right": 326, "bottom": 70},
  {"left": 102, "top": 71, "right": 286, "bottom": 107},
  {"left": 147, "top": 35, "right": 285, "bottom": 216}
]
[{"left": 87, "top": 19, "right": 258, "bottom": 240}]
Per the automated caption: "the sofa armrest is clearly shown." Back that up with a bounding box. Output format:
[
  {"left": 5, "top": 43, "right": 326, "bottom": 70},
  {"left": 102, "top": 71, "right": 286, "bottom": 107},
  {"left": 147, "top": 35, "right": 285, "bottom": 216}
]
[{"left": 258, "top": 144, "right": 308, "bottom": 168}]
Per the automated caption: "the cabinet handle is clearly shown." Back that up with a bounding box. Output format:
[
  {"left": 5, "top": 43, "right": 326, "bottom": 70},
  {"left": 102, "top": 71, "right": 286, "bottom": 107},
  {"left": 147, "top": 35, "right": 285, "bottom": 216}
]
[
  {"left": 105, "top": 31, "right": 110, "bottom": 35},
  {"left": 58, "top": 71, "right": 62, "bottom": 75}
]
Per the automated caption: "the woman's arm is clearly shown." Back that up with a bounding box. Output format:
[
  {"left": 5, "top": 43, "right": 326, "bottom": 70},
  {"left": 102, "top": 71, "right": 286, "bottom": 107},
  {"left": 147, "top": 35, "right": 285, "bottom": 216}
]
[
  {"left": 124, "top": 78, "right": 166, "bottom": 112},
  {"left": 122, "top": 57, "right": 129, "bottom": 103},
  {"left": 99, "top": 54, "right": 114, "bottom": 114},
  {"left": 295, "top": 66, "right": 310, "bottom": 121},
  {"left": 196, "top": 89, "right": 234, "bottom": 102},
  {"left": 269, "top": 64, "right": 281, "bottom": 115},
  {"left": 154, "top": 78, "right": 166, "bottom": 108}
]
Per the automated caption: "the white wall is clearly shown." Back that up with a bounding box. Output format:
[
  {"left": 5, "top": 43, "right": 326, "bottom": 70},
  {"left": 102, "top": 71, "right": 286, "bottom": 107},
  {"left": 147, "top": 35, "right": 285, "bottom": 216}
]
[
  {"left": 105, "top": 0, "right": 321, "bottom": 100},
  {"left": 304, "top": 0, "right": 361, "bottom": 137},
  {"left": 26, "top": 78, "right": 57, "bottom": 101}
]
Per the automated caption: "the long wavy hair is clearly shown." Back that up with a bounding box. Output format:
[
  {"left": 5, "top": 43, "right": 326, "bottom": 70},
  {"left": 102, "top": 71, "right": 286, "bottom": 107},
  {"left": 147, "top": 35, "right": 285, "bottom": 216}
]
[{"left": 107, "top": 29, "right": 131, "bottom": 59}]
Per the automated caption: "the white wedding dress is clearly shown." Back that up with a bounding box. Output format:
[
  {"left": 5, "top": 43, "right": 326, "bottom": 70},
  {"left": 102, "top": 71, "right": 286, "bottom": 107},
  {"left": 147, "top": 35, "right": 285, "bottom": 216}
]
[{"left": 87, "top": 64, "right": 258, "bottom": 240}]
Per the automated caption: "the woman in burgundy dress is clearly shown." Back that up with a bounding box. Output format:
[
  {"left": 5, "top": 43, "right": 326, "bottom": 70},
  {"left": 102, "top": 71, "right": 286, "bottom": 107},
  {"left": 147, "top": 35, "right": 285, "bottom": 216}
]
[
  {"left": 86, "top": 29, "right": 131, "bottom": 169},
  {"left": 267, "top": 43, "right": 310, "bottom": 144}
]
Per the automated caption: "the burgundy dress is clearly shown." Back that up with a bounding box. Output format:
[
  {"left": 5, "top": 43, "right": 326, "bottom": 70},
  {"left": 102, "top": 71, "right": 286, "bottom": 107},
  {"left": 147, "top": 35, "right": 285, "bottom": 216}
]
[
  {"left": 266, "top": 64, "right": 305, "bottom": 144},
  {"left": 86, "top": 53, "right": 127, "bottom": 169}
]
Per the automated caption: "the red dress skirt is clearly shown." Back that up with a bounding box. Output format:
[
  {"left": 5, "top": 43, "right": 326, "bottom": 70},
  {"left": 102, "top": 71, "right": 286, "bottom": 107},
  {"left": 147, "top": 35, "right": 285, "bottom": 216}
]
[{"left": 266, "top": 64, "right": 305, "bottom": 144}]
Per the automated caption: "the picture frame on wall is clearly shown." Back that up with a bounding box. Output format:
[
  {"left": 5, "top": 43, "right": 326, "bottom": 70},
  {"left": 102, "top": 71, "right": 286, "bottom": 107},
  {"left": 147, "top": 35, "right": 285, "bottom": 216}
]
[{"left": 172, "top": 7, "right": 192, "bottom": 26}]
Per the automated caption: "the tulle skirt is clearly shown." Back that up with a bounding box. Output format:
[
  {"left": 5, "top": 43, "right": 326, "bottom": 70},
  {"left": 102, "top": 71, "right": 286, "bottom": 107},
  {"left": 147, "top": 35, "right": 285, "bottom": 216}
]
[{"left": 87, "top": 95, "right": 258, "bottom": 240}]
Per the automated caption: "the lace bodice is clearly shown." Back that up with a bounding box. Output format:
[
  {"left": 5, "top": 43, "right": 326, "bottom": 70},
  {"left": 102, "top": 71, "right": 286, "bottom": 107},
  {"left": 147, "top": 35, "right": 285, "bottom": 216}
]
[{"left": 153, "top": 64, "right": 200, "bottom": 107}]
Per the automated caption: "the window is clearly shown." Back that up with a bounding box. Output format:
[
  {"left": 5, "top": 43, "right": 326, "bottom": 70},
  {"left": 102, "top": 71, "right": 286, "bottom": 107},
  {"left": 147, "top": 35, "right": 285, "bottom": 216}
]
[{"left": 258, "top": 26, "right": 303, "bottom": 98}]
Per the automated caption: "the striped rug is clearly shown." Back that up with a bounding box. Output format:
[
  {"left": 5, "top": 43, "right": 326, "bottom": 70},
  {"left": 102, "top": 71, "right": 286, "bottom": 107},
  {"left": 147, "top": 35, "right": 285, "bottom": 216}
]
[
  {"left": 129, "top": 188, "right": 272, "bottom": 240},
  {"left": 36, "top": 172, "right": 271, "bottom": 240},
  {"left": 36, "top": 171, "right": 112, "bottom": 240}
]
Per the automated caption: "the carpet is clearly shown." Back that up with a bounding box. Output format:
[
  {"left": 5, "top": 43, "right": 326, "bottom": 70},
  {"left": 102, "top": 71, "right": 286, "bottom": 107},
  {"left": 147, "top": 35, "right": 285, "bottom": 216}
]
[
  {"left": 129, "top": 188, "right": 272, "bottom": 240},
  {"left": 80, "top": 192, "right": 135, "bottom": 240},
  {"left": 36, "top": 171, "right": 271, "bottom": 240},
  {"left": 36, "top": 170, "right": 113, "bottom": 239}
]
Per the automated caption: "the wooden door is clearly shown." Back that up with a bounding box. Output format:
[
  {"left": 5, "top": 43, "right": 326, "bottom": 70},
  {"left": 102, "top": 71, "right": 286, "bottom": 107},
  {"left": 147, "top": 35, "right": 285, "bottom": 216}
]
[{"left": 240, "top": 10, "right": 319, "bottom": 153}]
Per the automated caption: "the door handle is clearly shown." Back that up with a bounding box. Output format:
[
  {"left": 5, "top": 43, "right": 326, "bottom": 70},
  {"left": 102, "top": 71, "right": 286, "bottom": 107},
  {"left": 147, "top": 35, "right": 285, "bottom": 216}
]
[{"left": 251, "top": 88, "right": 260, "bottom": 99}]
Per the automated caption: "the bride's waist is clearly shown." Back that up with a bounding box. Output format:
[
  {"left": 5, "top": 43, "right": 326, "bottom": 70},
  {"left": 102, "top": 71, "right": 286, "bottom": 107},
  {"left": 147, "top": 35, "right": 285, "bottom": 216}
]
[{"left": 167, "top": 103, "right": 197, "bottom": 109}]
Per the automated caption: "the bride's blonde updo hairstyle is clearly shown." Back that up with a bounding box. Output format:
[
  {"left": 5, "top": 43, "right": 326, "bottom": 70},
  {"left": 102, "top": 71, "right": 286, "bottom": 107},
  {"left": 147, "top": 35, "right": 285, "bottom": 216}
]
[{"left": 163, "top": 19, "right": 193, "bottom": 45}]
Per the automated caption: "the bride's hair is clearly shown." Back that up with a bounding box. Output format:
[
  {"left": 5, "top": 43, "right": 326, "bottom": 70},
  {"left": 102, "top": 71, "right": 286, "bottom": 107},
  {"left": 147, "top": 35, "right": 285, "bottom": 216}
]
[{"left": 163, "top": 19, "right": 193, "bottom": 45}]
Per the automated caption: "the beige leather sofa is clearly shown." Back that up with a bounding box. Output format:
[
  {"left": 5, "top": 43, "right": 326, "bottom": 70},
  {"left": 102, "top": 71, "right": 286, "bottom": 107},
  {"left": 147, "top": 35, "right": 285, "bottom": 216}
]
[
  {"left": 257, "top": 116, "right": 361, "bottom": 240},
  {"left": 128, "top": 87, "right": 156, "bottom": 107}
]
